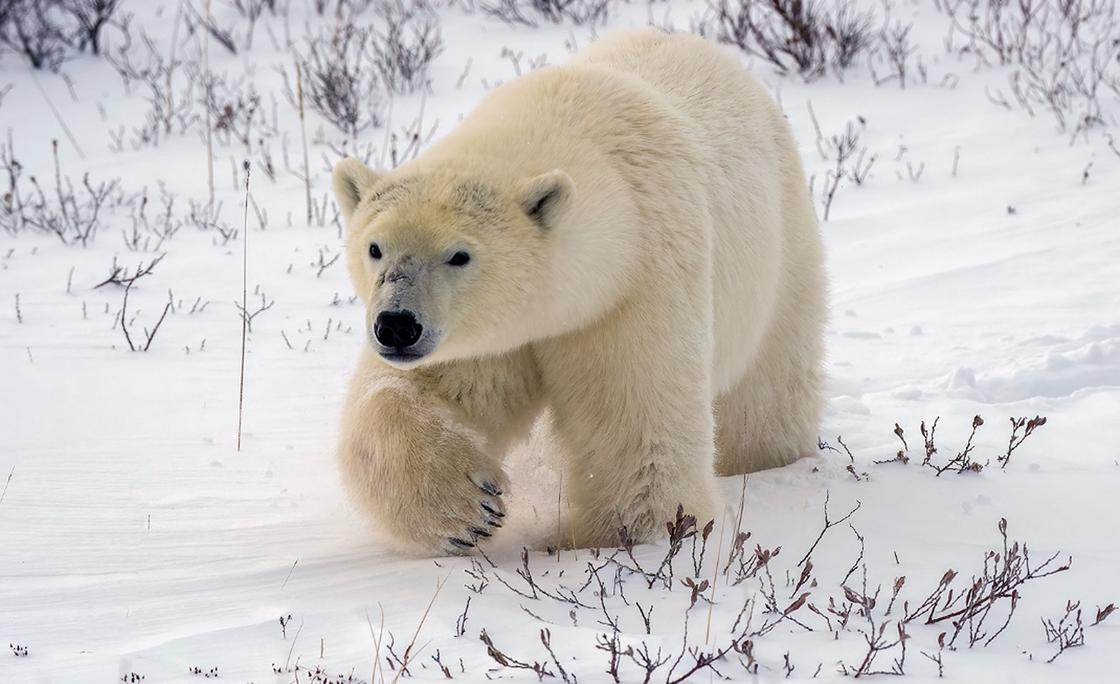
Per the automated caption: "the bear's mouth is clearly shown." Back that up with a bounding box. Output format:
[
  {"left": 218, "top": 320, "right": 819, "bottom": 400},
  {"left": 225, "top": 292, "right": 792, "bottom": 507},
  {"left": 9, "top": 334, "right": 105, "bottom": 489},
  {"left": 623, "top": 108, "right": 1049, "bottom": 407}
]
[
  {"left": 378, "top": 349, "right": 429, "bottom": 364},
  {"left": 374, "top": 335, "right": 438, "bottom": 365}
]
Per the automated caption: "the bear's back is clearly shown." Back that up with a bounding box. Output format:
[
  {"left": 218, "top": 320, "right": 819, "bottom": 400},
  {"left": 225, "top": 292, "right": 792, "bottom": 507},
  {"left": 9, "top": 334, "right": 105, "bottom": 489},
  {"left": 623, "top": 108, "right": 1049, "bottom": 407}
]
[{"left": 571, "top": 29, "right": 781, "bottom": 142}]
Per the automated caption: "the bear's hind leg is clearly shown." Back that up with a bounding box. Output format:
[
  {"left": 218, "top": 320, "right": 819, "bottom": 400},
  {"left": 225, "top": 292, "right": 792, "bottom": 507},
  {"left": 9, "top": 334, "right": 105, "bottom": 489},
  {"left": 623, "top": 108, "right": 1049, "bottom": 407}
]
[{"left": 714, "top": 313, "right": 824, "bottom": 475}]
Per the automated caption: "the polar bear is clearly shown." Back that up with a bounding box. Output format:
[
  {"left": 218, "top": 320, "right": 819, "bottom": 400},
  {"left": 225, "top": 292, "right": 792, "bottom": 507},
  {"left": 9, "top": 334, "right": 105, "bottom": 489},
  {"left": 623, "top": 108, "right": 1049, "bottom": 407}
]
[{"left": 332, "top": 28, "right": 826, "bottom": 555}]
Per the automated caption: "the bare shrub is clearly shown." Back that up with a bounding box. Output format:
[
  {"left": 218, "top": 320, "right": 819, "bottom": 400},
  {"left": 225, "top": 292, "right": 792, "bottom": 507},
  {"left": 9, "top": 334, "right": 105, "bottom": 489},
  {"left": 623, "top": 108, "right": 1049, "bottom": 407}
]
[
  {"left": 705, "top": 0, "right": 875, "bottom": 80},
  {"left": 923, "top": 415, "right": 986, "bottom": 475},
  {"left": 0, "top": 0, "right": 130, "bottom": 67},
  {"left": 804, "top": 111, "right": 874, "bottom": 221},
  {"left": 60, "top": 0, "right": 125, "bottom": 55},
  {"left": 26, "top": 170, "right": 121, "bottom": 245},
  {"left": 203, "top": 75, "right": 267, "bottom": 150},
  {"left": 122, "top": 185, "right": 182, "bottom": 252},
  {"left": 880, "top": 414, "right": 1047, "bottom": 475},
  {"left": 942, "top": 0, "right": 1120, "bottom": 136},
  {"left": 842, "top": 578, "right": 910, "bottom": 676},
  {"left": 371, "top": 1, "right": 444, "bottom": 95},
  {"left": 479, "top": 629, "right": 559, "bottom": 680},
  {"left": 1043, "top": 601, "right": 1085, "bottom": 662},
  {"left": 872, "top": 20, "right": 920, "bottom": 88},
  {"left": 500, "top": 46, "right": 548, "bottom": 76},
  {"left": 828, "top": 1, "right": 876, "bottom": 69},
  {"left": 230, "top": 0, "right": 281, "bottom": 51},
  {"left": 0, "top": 0, "right": 71, "bottom": 71},
  {"left": 286, "top": 24, "right": 383, "bottom": 139},
  {"left": 95, "top": 253, "right": 166, "bottom": 289},
  {"left": 107, "top": 32, "right": 199, "bottom": 147},
  {"left": 1, "top": 134, "right": 26, "bottom": 236},
  {"left": 2, "top": 139, "right": 124, "bottom": 245},
  {"left": 117, "top": 268, "right": 172, "bottom": 352},
  {"left": 316, "top": 0, "right": 376, "bottom": 16},
  {"left": 464, "top": 491, "right": 1077, "bottom": 683},
  {"left": 905, "top": 518, "right": 1071, "bottom": 648},
  {"left": 819, "top": 120, "right": 864, "bottom": 220},
  {"left": 483, "top": 0, "right": 613, "bottom": 28},
  {"left": 183, "top": 1, "right": 237, "bottom": 55},
  {"left": 998, "top": 415, "right": 1047, "bottom": 469}
]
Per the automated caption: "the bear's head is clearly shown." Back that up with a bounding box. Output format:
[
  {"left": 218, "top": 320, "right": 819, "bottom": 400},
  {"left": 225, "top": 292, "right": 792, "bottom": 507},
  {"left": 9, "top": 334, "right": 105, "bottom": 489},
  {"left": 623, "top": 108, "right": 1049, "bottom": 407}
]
[{"left": 333, "top": 157, "right": 574, "bottom": 366}]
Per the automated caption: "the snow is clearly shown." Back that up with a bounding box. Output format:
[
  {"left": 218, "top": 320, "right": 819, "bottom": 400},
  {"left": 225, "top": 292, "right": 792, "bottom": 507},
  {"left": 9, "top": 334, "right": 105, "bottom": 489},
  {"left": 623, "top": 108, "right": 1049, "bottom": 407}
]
[{"left": 2, "top": 1, "right": 1119, "bottom": 682}]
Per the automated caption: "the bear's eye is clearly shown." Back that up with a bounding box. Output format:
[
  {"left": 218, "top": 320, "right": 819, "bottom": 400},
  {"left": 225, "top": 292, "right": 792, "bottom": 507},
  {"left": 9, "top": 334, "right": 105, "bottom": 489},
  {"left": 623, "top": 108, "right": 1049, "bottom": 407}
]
[
  {"left": 368, "top": 243, "right": 382, "bottom": 260},
  {"left": 447, "top": 251, "right": 471, "bottom": 267}
]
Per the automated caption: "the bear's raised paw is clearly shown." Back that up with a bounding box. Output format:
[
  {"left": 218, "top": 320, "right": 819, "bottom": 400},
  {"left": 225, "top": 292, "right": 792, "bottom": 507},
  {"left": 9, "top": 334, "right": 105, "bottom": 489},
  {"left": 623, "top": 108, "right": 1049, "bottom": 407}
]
[{"left": 440, "top": 474, "right": 506, "bottom": 555}]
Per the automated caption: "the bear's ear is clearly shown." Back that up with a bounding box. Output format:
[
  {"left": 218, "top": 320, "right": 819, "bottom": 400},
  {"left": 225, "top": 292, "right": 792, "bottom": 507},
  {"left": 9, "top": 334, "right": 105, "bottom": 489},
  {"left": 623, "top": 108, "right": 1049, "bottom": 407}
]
[
  {"left": 332, "top": 158, "right": 383, "bottom": 222},
  {"left": 519, "top": 170, "right": 574, "bottom": 228}
]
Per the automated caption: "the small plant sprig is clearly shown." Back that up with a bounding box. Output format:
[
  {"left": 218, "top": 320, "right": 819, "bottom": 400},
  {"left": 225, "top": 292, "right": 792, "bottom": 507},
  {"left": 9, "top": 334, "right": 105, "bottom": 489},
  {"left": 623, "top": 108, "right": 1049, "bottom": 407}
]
[
  {"left": 1092, "top": 603, "right": 1117, "bottom": 626},
  {"left": 904, "top": 518, "right": 1071, "bottom": 649},
  {"left": 872, "top": 415, "right": 1047, "bottom": 475},
  {"left": 611, "top": 505, "right": 699, "bottom": 590},
  {"left": 479, "top": 628, "right": 557, "bottom": 680},
  {"left": 114, "top": 262, "right": 172, "bottom": 353},
  {"left": 998, "top": 416, "right": 1047, "bottom": 469},
  {"left": 187, "top": 665, "right": 219, "bottom": 678},
  {"left": 1043, "top": 601, "right": 1085, "bottom": 663},
  {"left": 95, "top": 254, "right": 166, "bottom": 289}
]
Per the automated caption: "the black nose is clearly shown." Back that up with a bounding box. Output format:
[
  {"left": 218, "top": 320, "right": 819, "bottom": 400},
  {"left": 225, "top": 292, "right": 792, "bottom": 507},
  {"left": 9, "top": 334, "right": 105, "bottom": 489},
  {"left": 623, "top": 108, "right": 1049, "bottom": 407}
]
[{"left": 374, "top": 310, "right": 423, "bottom": 348}]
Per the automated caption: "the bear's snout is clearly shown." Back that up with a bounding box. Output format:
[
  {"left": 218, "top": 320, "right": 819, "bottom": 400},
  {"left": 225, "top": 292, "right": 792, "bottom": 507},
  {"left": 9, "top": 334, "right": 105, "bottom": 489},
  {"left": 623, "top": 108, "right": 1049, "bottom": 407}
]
[{"left": 374, "top": 310, "right": 424, "bottom": 349}]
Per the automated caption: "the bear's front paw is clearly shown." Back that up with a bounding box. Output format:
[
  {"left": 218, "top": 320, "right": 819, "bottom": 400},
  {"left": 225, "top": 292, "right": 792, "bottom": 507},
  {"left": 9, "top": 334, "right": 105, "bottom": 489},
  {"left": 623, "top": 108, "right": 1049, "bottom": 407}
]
[
  {"left": 341, "top": 409, "right": 511, "bottom": 556},
  {"left": 437, "top": 470, "right": 508, "bottom": 556}
]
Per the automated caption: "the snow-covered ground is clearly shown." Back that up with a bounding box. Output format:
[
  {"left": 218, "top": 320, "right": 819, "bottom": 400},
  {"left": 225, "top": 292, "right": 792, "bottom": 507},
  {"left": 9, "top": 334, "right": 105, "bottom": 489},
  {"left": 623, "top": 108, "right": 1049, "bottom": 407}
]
[{"left": 2, "top": 1, "right": 1119, "bottom": 681}]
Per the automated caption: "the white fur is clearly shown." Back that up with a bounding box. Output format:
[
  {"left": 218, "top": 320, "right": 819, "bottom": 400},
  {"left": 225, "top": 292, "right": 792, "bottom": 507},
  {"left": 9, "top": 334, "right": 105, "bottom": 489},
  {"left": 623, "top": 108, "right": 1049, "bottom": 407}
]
[{"left": 333, "top": 29, "right": 826, "bottom": 555}]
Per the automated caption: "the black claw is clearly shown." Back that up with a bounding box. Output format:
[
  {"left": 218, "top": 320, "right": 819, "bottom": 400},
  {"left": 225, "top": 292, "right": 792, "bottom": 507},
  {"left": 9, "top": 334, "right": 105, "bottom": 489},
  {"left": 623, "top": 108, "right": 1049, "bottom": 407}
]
[
  {"left": 481, "top": 502, "right": 505, "bottom": 518},
  {"left": 469, "top": 526, "right": 492, "bottom": 539},
  {"left": 448, "top": 537, "right": 475, "bottom": 549},
  {"left": 479, "top": 481, "right": 502, "bottom": 497},
  {"left": 486, "top": 518, "right": 503, "bottom": 529}
]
